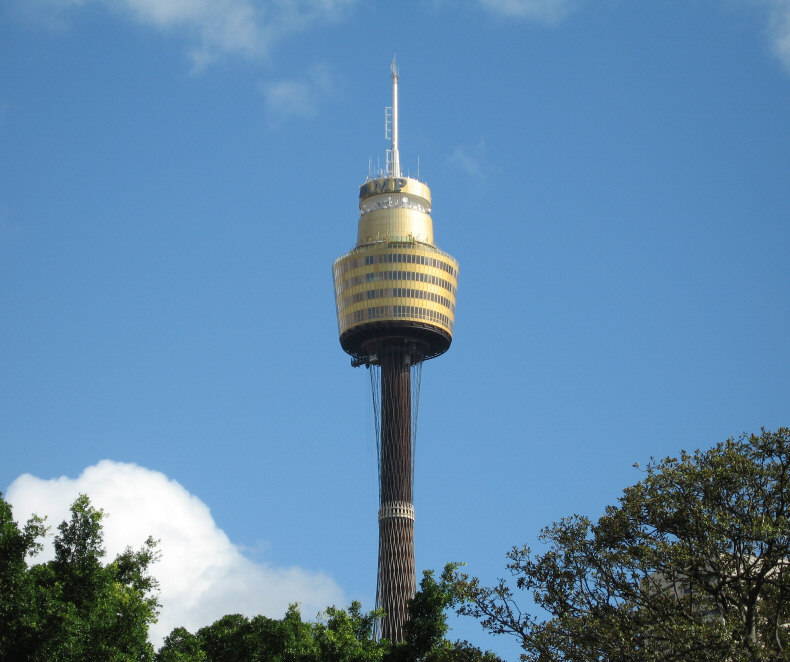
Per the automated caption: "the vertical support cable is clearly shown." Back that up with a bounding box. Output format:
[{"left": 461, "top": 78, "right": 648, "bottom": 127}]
[
  {"left": 369, "top": 362, "right": 382, "bottom": 489},
  {"left": 411, "top": 359, "right": 422, "bottom": 498}
]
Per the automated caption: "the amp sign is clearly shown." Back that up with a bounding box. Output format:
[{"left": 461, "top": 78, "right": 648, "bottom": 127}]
[{"left": 359, "top": 178, "right": 408, "bottom": 199}]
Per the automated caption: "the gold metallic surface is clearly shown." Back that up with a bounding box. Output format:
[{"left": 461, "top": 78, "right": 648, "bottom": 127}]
[
  {"left": 357, "top": 207, "right": 434, "bottom": 246},
  {"left": 333, "top": 245, "right": 458, "bottom": 337},
  {"left": 333, "top": 176, "right": 458, "bottom": 361},
  {"left": 358, "top": 178, "right": 433, "bottom": 245}
]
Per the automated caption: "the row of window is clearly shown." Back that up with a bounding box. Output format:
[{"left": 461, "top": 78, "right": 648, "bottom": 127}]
[
  {"left": 338, "top": 270, "right": 457, "bottom": 296},
  {"left": 335, "top": 252, "right": 458, "bottom": 279},
  {"left": 363, "top": 253, "right": 456, "bottom": 276},
  {"left": 339, "top": 305, "right": 454, "bottom": 332},
  {"left": 339, "top": 287, "right": 455, "bottom": 314}
]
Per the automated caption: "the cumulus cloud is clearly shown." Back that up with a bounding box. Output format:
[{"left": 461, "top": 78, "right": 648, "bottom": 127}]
[
  {"left": 17, "top": 0, "right": 356, "bottom": 68},
  {"left": 6, "top": 460, "right": 345, "bottom": 645},
  {"left": 478, "top": 0, "right": 579, "bottom": 23}
]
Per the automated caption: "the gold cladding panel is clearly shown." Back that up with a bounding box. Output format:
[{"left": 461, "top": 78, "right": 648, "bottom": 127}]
[
  {"left": 333, "top": 250, "right": 458, "bottom": 300},
  {"left": 337, "top": 300, "right": 455, "bottom": 330},
  {"left": 357, "top": 207, "right": 433, "bottom": 246},
  {"left": 333, "top": 245, "right": 458, "bottom": 281},
  {"left": 334, "top": 262, "right": 457, "bottom": 306},
  {"left": 333, "top": 246, "right": 458, "bottom": 338},
  {"left": 335, "top": 281, "right": 455, "bottom": 307},
  {"left": 335, "top": 287, "right": 456, "bottom": 319}
]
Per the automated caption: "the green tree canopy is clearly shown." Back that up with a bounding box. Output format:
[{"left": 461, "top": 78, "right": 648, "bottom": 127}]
[
  {"left": 0, "top": 492, "right": 160, "bottom": 661},
  {"left": 157, "top": 602, "right": 385, "bottom": 662},
  {"left": 157, "top": 568, "right": 503, "bottom": 661},
  {"left": 387, "top": 566, "right": 504, "bottom": 662},
  {"left": 453, "top": 428, "right": 790, "bottom": 662}
]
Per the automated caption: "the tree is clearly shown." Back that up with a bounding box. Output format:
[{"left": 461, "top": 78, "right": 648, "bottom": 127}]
[
  {"left": 0, "top": 494, "right": 47, "bottom": 659},
  {"left": 453, "top": 428, "right": 790, "bottom": 662},
  {"left": 315, "top": 602, "right": 385, "bottom": 662},
  {"left": 156, "top": 627, "right": 206, "bottom": 662},
  {"left": 159, "top": 603, "right": 387, "bottom": 662},
  {"left": 0, "top": 492, "right": 160, "bottom": 661},
  {"left": 387, "top": 566, "right": 504, "bottom": 662},
  {"left": 157, "top": 571, "right": 502, "bottom": 662}
]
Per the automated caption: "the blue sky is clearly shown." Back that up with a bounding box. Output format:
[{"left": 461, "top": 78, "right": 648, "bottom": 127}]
[{"left": 2, "top": 0, "right": 789, "bottom": 657}]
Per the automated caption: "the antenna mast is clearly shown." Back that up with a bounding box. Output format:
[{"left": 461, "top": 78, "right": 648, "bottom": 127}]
[{"left": 390, "top": 58, "right": 401, "bottom": 178}]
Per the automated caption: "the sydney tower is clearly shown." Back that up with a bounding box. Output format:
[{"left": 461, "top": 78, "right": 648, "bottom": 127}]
[{"left": 332, "top": 60, "right": 458, "bottom": 642}]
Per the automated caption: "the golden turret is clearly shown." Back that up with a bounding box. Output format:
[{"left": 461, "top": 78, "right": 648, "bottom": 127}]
[{"left": 333, "top": 64, "right": 458, "bottom": 364}]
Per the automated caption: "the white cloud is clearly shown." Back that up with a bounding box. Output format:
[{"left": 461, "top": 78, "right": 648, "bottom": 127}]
[
  {"left": 447, "top": 141, "right": 489, "bottom": 179},
  {"left": 720, "top": 1, "right": 790, "bottom": 75},
  {"left": 17, "top": 0, "right": 356, "bottom": 68},
  {"left": 118, "top": 0, "right": 270, "bottom": 68},
  {"left": 476, "top": 0, "right": 790, "bottom": 74},
  {"left": 478, "top": 0, "right": 579, "bottom": 23},
  {"left": 262, "top": 80, "right": 316, "bottom": 118},
  {"left": 6, "top": 460, "right": 345, "bottom": 646},
  {"left": 764, "top": 0, "right": 790, "bottom": 72},
  {"left": 260, "top": 61, "right": 338, "bottom": 122}
]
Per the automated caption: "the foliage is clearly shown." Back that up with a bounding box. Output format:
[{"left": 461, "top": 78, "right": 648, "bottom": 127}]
[
  {"left": 157, "top": 569, "right": 503, "bottom": 661},
  {"left": 0, "top": 494, "right": 47, "bottom": 658},
  {"left": 156, "top": 628, "right": 206, "bottom": 662},
  {"left": 157, "top": 602, "right": 385, "bottom": 662},
  {"left": 453, "top": 428, "right": 790, "bottom": 662},
  {"left": 0, "top": 492, "right": 160, "bottom": 661},
  {"left": 315, "top": 602, "right": 383, "bottom": 661},
  {"left": 387, "top": 566, "right": 504, "bottom": 662}
]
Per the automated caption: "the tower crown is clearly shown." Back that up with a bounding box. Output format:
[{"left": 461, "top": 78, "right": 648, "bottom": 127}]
[
  {"left": 333, "top": 62, "right": 459, "bottom": 364},
  {"left": 357, "top": 177, "right": 433, "bottom": 245}
]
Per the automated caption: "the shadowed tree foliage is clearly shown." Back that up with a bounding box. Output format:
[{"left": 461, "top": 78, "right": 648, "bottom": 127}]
[
  {"left": 0, "top": 492, "right": 160, "bottom": 661},
  {"left": 453, "top": 428, "right": 790, "bottom": 662},
  {"left": 0, "top": 493, "right": 47, "bottom": 658}
]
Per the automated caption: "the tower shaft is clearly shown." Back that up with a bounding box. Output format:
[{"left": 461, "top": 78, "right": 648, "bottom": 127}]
[
  {"left": 376, "top": 345, "right": 416, "bottom": 641},
  {"left": 380, "top": 347, "right": 413, "bottom": 505}
]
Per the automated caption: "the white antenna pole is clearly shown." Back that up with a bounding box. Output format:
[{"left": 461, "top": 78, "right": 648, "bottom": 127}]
[{"left": 390, "top": 57, "right": 401, "bottom": 178}]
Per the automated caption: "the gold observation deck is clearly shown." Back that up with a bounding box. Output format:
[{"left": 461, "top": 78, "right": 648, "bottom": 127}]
[{"left": 333, "top": 176, "right": 458, "bottom": 362}]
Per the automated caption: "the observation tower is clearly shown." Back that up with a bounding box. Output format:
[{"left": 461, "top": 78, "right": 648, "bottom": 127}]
[{"left": 332, "top": 60, "right": 459, "bottom": 642}]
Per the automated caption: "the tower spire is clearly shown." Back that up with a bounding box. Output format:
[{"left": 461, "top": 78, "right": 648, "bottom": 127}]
[{"left": 390, "top": 57, "right": 400, "bottom": 178}]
